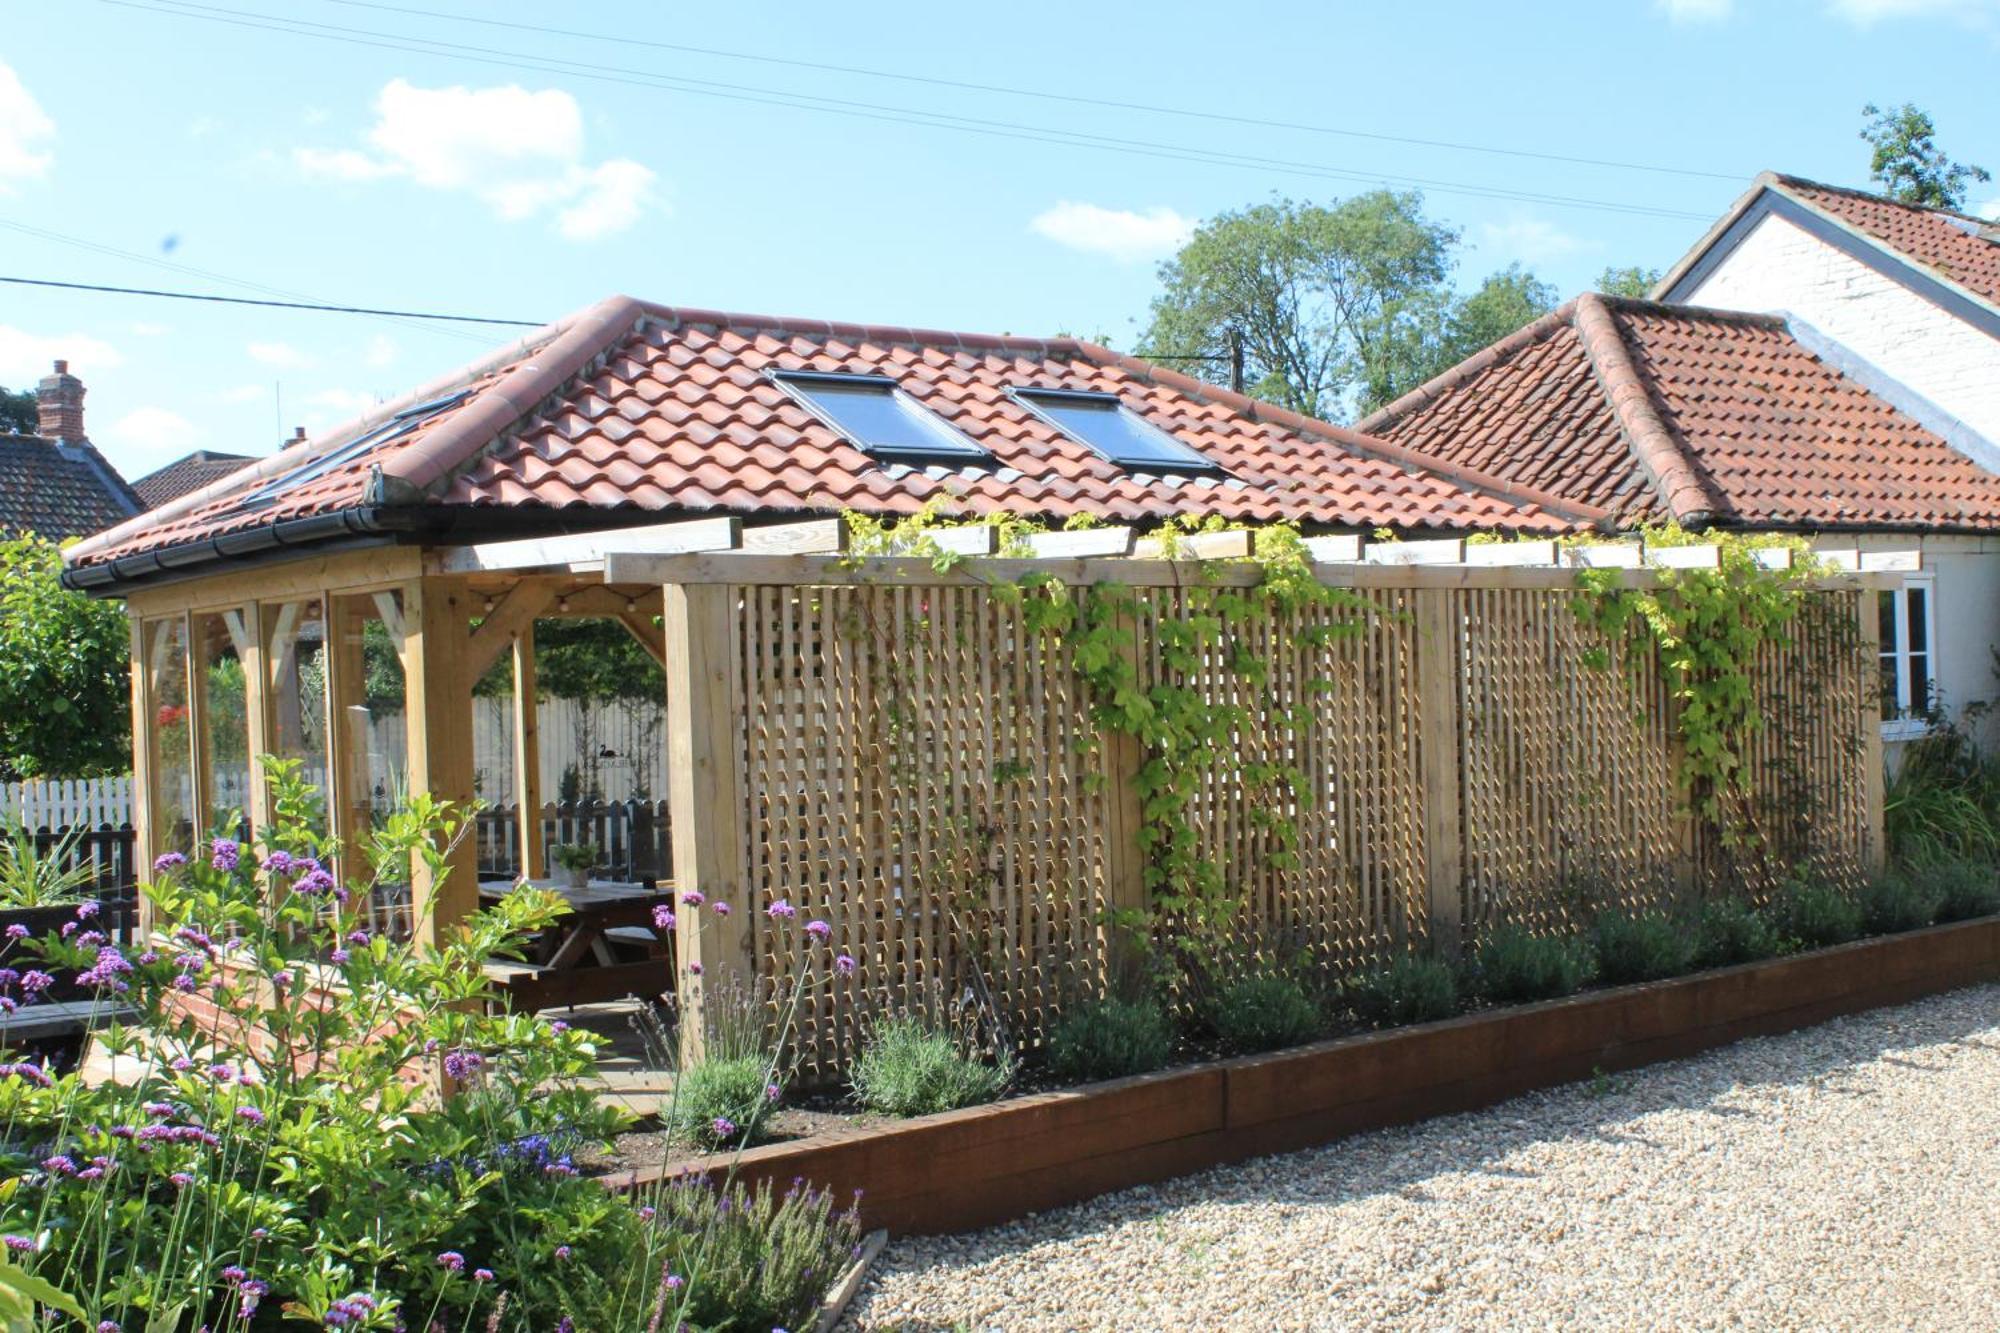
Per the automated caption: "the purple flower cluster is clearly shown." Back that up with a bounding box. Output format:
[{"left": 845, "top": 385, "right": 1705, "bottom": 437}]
[
  {"left": 321, "top": 1293, "right": 376, "bottom": 1327},
  {"left": 77, "top": 945, "right": 135, "bottom": 994},
  {"left": 652, "top": 904, "right": 676, "bottom": 932},
  {"left": 152, "top": 851, "right": 187, "bottom": 875},
  {"left": 441, "top": 1049, "right": 484, "bottom": 1083},
  {"left": 210, "top": 838, "right": 241, "bottom": 873}
]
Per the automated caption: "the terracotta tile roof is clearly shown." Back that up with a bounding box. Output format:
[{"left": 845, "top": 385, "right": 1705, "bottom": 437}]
[
  {"left": 1771, "top": 174, "right": 2000, "bottom": 311},
  {"left": 1355, "top": 293, "right": 2000, "bottom": 532},
  {"left": 0, "top": 435, "right": 142, "bottom": 540},
  {"left": 132, "top": 450, "right": 258, "bottom": 509},
  {"left": 68, "top": 296, "right": 1604, "bottom": 579}
]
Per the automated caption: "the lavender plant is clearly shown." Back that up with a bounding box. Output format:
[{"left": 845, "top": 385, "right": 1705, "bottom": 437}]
[{"left": 0, "top": 757, "right": 856, "bottom": 1330}]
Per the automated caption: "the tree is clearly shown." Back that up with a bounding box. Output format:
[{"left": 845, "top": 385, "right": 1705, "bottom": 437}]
[
  {"left": 0, "top": 386, "right": 35, "bottom": 436},
  {"left": 1596, "top": 265, "right": 1663, "bottom": 299},
  {"left": 1860, "top": 102, "right": 1990, "bottom": 209},
  {"left": 0, "top": 534, "right": 132, "bottom": 780},
  {"left": 1138, "top": 191, "right": 1557, "bottom": 421}
]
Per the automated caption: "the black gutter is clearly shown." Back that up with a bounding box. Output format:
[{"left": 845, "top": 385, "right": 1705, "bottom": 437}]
[{"left": 62, "top": 506, "right": 429, "bottom": 596}]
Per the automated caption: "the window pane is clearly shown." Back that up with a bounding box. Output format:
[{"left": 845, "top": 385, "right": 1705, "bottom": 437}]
[
  {"left": 265, "top": 597, "right": 331, "bottom": 843},
  {"left": 1019, "top": 392, "right": 1219, "bottom": 472},
  {"left": 1907, "top": 586, "right": 1928, "bottom": 654},
  {"left": 781, "top": 378, "right": 987, "bottom": 460},
  {"left": 1877, "top": 590, "right": 1897, "bottom": 653},
  {"left": 143, "top": 618, "right": 194, "bottom": 858},
  {"left": 193, "top": 612, "right": 250, "bottom": 840},
  {"left": 1910, "top": 653, "right": 1932, "bottom": 715},
  {"left": 329, "top": 592, "right": 412, "bottom": 937}
]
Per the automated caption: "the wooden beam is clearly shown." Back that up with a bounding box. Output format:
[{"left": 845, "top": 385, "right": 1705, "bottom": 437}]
[
  {"left": 1020, "top": 527, "right": 1136, "bottom": 559},
  {"left": 127, "top": 546, "right": 426, "bottom": 619},
  {"left": 663, "top": 581, "right": 752, "bottom": 1065},
  {"left": 888, "top": 526, "right": 998, "bottom": 557},
  {"left": 465, "top": 582, "right": 556, "bottom": 679},
  {"left": 1131, "top": 529, "right": 1254, "bottom": 560},
  {"left": 1816, "top": 549, "right": 1861, "bottom": 573},
  {"left": 614, "top": 611, "right": 669, "bottom": 668},
  {"left": 1752, "top": 547, "right": 1795, "bottom": 571},
  {"left": 1856, "top": 589, "right": 1886, "bottom": 876},
  {"left": 739, "top": 518, "right": 847, "bottom": 555},
  {"left": 512, "top": 623, "right": 543, "bottom": 881},
  {"left": 437, "top": 516, "right": 743, "bottom": 574},
  {"left": 371, "top": 590, "right": 409, "bottom": 666},
  {"left": 1565, "top": 542, "right": 1644, "bottom": 569},
  {"left": 1364, "top": 538, "right": 1463, "bottom": 566},
  {"left": 1645, "top": 545, "right": 1721, "bottom": 570},
  {"left": 127, "top": 616, "right": 155, "bottom": 928},
  {"left": 1414, "top": 588, "right": 1464, "bottom": 948},
  {"left": 324, "top": 595, "right": 370, "bottom": 879},
  {"left": 237, "top": 601, "right": 274, "bottom": 840},
  {"left": 1462, "top": 540, "right": 1557, "bottom": 567},
  {"left": 1302, "top": 534, "right": 1362, "bottom": 563},
  {"left": 1859, "top": 550, "right": 1922, "bottom": 572},
  {"left": 404, "top": 577, "right": 479, "bottom": 948}
]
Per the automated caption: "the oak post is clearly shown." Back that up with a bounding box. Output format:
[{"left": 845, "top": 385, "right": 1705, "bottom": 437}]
[
  {"left": 1098, "top": 589, "right": 1150, "bottom": 986},
  {"left": 512, "top": 623, "right": 544, "bottom": 880},
  {"left": 663, "top": 580, "right": 751, "bottom": 1065},
  {"left": 1856, "top": 587, "right": 1886, "bottom": 875},
  {"left": 404, "top": 577, "right": 480, "bottom": 949},
  {"left": 127, "top": 616, "right": 156, "bottom": 933},
  {"left": 1414, "top": 588, "right": 1464, "bottom": 949}
]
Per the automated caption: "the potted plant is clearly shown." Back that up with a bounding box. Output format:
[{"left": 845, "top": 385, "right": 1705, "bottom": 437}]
[
  {"left": 551, "top": 841, "right": 599, "bottom": 890},
  {"left": 0, "top": 819, "right": 104, "bottom": 997}
]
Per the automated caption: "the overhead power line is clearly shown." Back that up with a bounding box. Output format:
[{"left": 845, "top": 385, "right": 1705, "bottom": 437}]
[
  {"left": 310, "top": 0, "right": 1746, "bottom": 185},
  {"left": 106, "top": 0, "right": 1718, "bottom": 223},
  {"left": 0, "top": 275, "right": 544, "bottom": 325}
]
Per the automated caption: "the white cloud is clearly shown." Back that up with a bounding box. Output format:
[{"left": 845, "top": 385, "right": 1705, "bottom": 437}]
[
  {"left": 1657, "top": 0, "right": 1733, "bottom": 20},
  {"left": 1475, "top": 215, "right": 1591, "bottom": 265},
  {"left": 363, "top": 334, "right": 397, "bottom": 368},
  {"left": 1029, "top": 202, "right": 1196, "bottom": 263},
  {"left": 102, "top": 407, "right": 201, "bottom": 459},
  {"left": 246, "top": 341, "right": 313, "bottom": 369},
  {"left": 1978, "top": 197, "right": 2000, "bottom": 220},
  {"left": 1827, "top": 0, "right": 2000, "bottom": 22},
  {"left": 0, "top": 63, "right": 54, "bottom": 190},
  {"left": 0, "top": 326, "right": 120, "bottom": 386},
  {"left": 210, "top": 384, "right": 268, "bottom": 405},
  {"left": 295, "top": 78, "right": 658, "bottom": 240}
]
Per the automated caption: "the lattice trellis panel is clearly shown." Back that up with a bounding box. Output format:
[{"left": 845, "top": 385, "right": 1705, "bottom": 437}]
[
  {"left": 734, "top": 582, "right": 1114, "bottom": 1075},
  {"left": 1453, "top": 587, "right": 1683, "bottom": 935}
]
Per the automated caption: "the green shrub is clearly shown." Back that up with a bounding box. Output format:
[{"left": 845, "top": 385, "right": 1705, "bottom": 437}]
[
  {"left": 1590, "top": 909, "right": 1696, "bottom": 985},
  {"left": 1210, "top": 971, "right": 1321, "bottom": 1053},
  {"left": 1774, "top": 879, "right": 1863, "bottom": 948},
  {"left": 1349, "top": 954, "right": 1460, "bottom": 1027},
  {"left": 649, "top": 1173, "right": 863, "bottom": 1333},
  {"left": 1859, "top": 869, "right": 1943, "bottom": 935},
  {"left": 1694, "top": 897, "right": 1781, "bottom": 967},
  {"left": 1475, "top": 924, "right": 1595, "bottom": 1003},
  {"left": 1928, "top": 856, "right": 2000, "bottom": 922},
  {"left": 1884, "top": 721, "right": 2000, "bottom": 862},
  {"left": 1047, "top": 996, "right": 1174, "bottom": 1082},
  {"left": 850, "top": 1015, "right": 1013, "bottom": 1116},
  {"left": 672, "top": 1054, "right": 778, "bottom": 1148}
]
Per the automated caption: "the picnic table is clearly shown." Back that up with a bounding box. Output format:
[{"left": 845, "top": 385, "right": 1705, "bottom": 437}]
[{"left": 479, "top": 878, "right": 675, "bottom": 1011}]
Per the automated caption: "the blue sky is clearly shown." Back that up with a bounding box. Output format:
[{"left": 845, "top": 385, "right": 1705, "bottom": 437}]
[{"left": 4, "top": 0, "right": 1999, "bottom": 481}]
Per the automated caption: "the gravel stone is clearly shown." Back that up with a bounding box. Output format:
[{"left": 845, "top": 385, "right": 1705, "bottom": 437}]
[{"left": 845, "top": 983, "right": 2000, "bottom": 1331}]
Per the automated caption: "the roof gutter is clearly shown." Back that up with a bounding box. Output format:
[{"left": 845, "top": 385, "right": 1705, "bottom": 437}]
[{"left": 61, "top": 505, "right": 427, "bottom": 596}]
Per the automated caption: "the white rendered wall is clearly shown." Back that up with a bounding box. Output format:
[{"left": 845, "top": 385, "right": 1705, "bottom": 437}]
[{"left": 1686, "top": 213, "right": 2000, "bottom": 448}]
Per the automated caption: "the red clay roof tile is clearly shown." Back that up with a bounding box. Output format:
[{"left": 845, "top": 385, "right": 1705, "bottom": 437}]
[{"left": 1774, "top": 175, "right": 2000, "bottom": 311}]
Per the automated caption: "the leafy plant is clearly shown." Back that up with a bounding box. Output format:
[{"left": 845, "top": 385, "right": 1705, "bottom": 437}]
[
  {"left": 849, "top": 1015, "right": 1013, "bottom": 1117},
  {"left": 0, "top": 534, "right": 132, "bottom": 781},
  {"left": 1884, "top": 719, "right": 2000, "bottom": 863},
  {"left": 646, "top": 1173, "right": 862, "bottom": 1333},
  {"left": 1927, "top": 856, "right": 2000, "bottom": 922},
  {"left": 549, "top": 840, "right": 599, "bottom": 873},
  {"left": 1694, "top": 896, "right": 1781, "bottom": 968},
  {"left": 1209, "top": 972, "right": 1321, "bottom": 1053},
  {"left": 1773, "top": 877, "right": 1863, "bottom": 948},
  {"left": 1474, "top": 924, "right": 1595, "bottom": 1004},
  {"left": 0, "top": 819, "right": 98, "bottom": 908},
  {"left": 1349, "top": 954, "right": 1460, "bottom": 1027},
  {"left": 1859, "top": 869, "right": 1943, "bottom": 935},
  {"left": 671, "top": 1054, "right": 779, "bottom": 1149},
  {"left": 1590, "top": 909, "right": 1696, "bottom": 985},
  {"left": 1047, "top": 997, "right": 1174, "bottom": 1082}
]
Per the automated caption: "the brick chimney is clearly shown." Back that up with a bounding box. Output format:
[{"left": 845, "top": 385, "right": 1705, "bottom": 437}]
[{"left": 36, "top": 360, "right": 85, "bottom": 442}]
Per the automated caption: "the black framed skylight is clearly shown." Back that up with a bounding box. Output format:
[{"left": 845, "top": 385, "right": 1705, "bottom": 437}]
[
  {"left": 244, "top": 389, "right": 472, "bottom": 507},
  {"left": 772, "top": 371, "right": 990, "bottom": 463},
  {"left": 1011, "top": 388, "right": 1221, "bottom": 474}
]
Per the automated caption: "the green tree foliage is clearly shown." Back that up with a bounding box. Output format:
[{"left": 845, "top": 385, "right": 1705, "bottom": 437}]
[
  {"left": 0, "top": 534, "right": 131, "bottom": 780},
  {"left": 1860, "top": 102, "right": 1990, "bottom": 208},
  {"left": 1596, "top": 265, "right": 1663, "bottom": 299},
  {"left": 1138, "top": 192, "right": 1558, "bottom": 421},
  {"left": 472, "top": 618, "right": 665, "bottom": 703},
  {"left": 0, "top": 385, "right": 34, "bottom": 435}
]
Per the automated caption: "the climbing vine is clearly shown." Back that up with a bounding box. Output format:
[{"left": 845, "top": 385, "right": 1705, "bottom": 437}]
[{"left": 1568, "top": 525, "right": 1825, "bottom": 847}]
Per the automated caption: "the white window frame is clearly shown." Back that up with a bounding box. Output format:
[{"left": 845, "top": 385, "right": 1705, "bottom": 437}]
[{"left": 1879, "top": 573, "right": 1937, "bottom": 741}]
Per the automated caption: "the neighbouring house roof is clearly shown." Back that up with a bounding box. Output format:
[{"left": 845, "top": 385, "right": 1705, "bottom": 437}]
[
  {"left": 1353, "top": 292, "right": 2000, "bottom": 533},
  {"left": 65, "top": 295, "right": 1606, "bottom": 588},
  {"left": 132, "top": 450, "right": 259, "bottom": 509},
  {"left": 0, "top": 434, "right": 144, "bottom": 541},
  {"left": 1658, "top": 171, "right": 2000, "bottom": 333}
]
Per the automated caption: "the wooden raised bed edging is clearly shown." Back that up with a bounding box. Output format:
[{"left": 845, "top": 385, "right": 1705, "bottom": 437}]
[{"left": 625, "top": 916, "right": 2000, "bottom": 1235}]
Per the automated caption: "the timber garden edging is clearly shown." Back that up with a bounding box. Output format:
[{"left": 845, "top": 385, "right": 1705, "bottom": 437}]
[{"left": 626, "top": 915, "right": 2000, "bottom": 1235}]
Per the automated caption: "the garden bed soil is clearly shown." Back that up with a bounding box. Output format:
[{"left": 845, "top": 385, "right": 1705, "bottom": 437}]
[{"left": 613, "top": 915, "right": 2000, "bottom": 1235}]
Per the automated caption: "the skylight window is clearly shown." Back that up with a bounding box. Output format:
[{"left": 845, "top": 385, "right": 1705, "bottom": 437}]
[
  {"left": 244, "top": 390, "right": 471, "bottom": 507},
  {"left": 1012, "top": 388, "right": 1221, "bottom": 474},
  {"left": 773, "top": 372, "right": 989, "bottom": 463}
]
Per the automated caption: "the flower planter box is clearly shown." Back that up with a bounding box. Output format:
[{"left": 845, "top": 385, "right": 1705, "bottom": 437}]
[
  {"left": 0, "top": 895, "right": 132, "bottom": 1004},
  {"left": 629, "top": 916, "right": 2000, "bottom": 1235}
]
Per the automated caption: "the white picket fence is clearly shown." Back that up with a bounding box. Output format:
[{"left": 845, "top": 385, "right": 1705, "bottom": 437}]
[{"left": 0, "top": 775, "right": 137, "bottom": 829}]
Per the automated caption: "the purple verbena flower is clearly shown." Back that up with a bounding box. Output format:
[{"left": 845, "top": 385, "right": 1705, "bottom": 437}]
[
  {"left": 20, "top": 969, "right": 52, "bottom": 993},
  {"left": 472, "top": 1269, "right": 493, "bottom": 1283},
  {"left": 329, "top": 949, "right": 350, "bottom": 965},
  {"left": 710, "top": 901, "right": 731, "bottom": 917},
  {"left": 835, "top": 952, "right": 857, "bottom": 975},
  {"left": 75, "top": 901, "right": 100, "bottom": 920},
  {"left": 710, "top": 1116, "right": 736, "bottom": 1140},
  {"left": 3, "top": 924, "right": 24, "bottom": 940},
  {"left": 652, "top": 905, "right": 676, "bottom": 932},
  {"left": 441, "top": 1049, "right": 484, "bottom": 1082},
  {"left": 681, "top": 890, "right": 704, "bottom": 908},
  {"left": 1, "top": 1236, "right": 33, "bottom": 1252},
  {"left": 436, "top": 1251, "right": 464, "bottom": 1272},
  {"left": 554, "top": 1245, "right": 572, "bottom": 1261},
  {"left": 210, "top": 838, "right": 240, "bottom": 872},
  {"left": 805, "top": 919, "right": 831, "bottom": 941},
  {"left": 152, "top": 852, "right": 187, "bottom": 874},
  {"left": 236, "top": 1105, "right": 266, "bottom": 1126}
]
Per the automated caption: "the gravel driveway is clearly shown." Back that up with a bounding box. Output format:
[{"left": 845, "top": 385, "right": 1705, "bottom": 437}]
[{"left": 845, "top": 983, "right": 2000, "bottom": 1331}]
